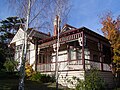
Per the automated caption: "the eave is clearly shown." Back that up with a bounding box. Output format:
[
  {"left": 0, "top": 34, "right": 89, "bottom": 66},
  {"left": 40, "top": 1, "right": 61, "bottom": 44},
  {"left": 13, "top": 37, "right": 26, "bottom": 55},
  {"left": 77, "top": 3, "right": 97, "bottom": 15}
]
[{"left": 38, "top": 27, "right": 109, "bottom": 45}]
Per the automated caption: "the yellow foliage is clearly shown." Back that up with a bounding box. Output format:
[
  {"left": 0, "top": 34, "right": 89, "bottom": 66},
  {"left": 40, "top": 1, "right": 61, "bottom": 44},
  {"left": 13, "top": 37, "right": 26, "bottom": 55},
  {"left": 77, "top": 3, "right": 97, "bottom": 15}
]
[
  {"left": 101, "top": 13, "right": 120, "bottom": 72},
  {"left": 25, "top": 61, "right": 35, "bottom": 77}
]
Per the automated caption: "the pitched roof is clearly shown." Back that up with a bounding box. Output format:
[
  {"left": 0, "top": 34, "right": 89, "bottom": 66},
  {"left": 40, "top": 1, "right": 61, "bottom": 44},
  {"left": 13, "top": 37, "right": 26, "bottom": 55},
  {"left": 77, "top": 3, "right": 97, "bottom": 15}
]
[
  {"left": 38, "top": 26, "right": 109, "bottom": 45},
  {"left": 61, "top": 24, "right": 77, "bottom": 33},
  {"left": 10, "top": 28, "right": 50, "bottom": 44},
  {"left": 27, "top": 29, "right": 50, "bottom": 39}
]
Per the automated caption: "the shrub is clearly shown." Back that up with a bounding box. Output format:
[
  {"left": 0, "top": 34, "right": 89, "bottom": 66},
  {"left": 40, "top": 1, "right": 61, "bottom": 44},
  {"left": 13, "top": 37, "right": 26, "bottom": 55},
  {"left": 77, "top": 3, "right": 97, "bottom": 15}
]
[
  {"left": 29, "top": 72, "right": 42, "bottom": 81},
  {"left": 68, "top": 68, "right": 106, "bottom": 90},
  {"left": 50, "top": 74, "right": 56, "bottom": 83},
  {"left": 83, "top": 68, "right": 106, "bottom": 90},
  {"left": 25, "top": 62, "right": 34, "bottom": 77},
  {"left": 29, "top": 72, "right": 55, "bottom": 83},
  {"left": 3, "top": 59, "right": 18, "bottom": 72}
]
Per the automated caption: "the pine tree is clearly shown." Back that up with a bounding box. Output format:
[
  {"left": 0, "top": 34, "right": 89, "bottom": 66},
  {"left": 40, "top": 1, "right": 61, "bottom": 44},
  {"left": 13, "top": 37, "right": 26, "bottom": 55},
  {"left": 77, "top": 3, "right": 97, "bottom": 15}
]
[{"left": 0, "top": 16, "right": 25, "bottom": 70}]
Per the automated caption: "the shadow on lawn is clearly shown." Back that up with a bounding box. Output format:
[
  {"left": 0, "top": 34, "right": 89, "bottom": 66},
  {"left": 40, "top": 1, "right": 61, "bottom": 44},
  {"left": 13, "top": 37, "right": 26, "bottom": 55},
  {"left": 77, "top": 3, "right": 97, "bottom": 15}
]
[
  {"left": 0, "top": 78, "right": 64, "bottom": 90},
  {"left": 0, "top": 72, "right": 65, "bottom": 90},
  {"left": 25, "top": 80, "right": 64, "bottom": 90}
]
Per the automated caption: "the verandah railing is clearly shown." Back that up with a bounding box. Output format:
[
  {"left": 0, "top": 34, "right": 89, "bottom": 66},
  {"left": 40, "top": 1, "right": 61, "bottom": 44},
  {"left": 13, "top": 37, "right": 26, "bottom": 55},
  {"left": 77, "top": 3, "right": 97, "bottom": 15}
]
[{"left": 37, "top": 60, "right": 111, "bottom": 72}]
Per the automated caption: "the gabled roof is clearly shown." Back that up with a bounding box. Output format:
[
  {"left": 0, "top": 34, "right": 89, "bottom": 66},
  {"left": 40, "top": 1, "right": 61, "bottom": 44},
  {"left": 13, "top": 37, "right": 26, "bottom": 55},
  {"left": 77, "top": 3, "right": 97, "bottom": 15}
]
[
  {"left": 61, "top": 24, "right": 77, "bottom": 33},
  {"left": 10, "top": 28, "right": 50, "bottom": 44},
  {"left": 27, "top": 29, "right": 50, "bottom": 39},
  {"left": 38, "top": 24, "right": 77, "bottom": 43},
  {"left": 10, "top": 28, "right": 24, "bottom": 44}
]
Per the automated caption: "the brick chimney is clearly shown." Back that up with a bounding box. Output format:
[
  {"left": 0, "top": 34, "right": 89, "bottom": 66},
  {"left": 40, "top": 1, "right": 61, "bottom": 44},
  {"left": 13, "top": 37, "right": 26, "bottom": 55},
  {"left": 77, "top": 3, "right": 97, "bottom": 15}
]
[
  {"left": 53, "top": 15, "right": 59, "bottom": 36},
  {"left": 48, "top": 32, "right": 51, "bottom": 37}
]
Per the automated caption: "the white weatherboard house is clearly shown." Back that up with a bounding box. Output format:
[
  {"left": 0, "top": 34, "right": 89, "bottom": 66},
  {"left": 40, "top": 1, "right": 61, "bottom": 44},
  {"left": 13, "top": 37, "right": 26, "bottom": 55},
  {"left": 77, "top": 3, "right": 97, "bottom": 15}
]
[
  {"left": 36, "top": 24, "right": 114, "bottom": 88},
  {"left": 11, "top": 17, "right": 115, "bottom": 88},
  {"left": 10, "top": 28, "right": 50, "bottom": 70}
]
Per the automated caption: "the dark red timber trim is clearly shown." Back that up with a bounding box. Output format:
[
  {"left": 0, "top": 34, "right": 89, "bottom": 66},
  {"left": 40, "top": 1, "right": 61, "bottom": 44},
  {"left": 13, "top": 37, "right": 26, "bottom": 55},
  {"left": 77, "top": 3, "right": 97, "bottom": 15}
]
[
  {"left": 82, "top": 31, "right": 85, "bottom": 70},
  {"left": 40, "top": 69, "right": 85, "bottom": 73}
]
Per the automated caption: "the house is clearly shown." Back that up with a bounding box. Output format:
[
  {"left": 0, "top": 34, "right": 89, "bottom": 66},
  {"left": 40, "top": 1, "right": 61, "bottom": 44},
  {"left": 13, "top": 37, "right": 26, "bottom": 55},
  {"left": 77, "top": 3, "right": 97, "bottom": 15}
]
[
  {"left": 10, "top": 16, "right": 114, "bottom": 88},
  {"left": 37, "top": 24, "right": 114, "bottom": 88},
  {"left": 10, "top": 27, "right": 50, "bottom": 70}
]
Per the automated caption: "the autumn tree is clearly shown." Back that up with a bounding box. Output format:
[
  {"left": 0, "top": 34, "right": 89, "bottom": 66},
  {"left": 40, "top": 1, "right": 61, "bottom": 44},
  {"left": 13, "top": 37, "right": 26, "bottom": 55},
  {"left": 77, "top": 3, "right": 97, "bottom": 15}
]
[{"left": 101, "top": 13, "right": 120, "bottom": 72}]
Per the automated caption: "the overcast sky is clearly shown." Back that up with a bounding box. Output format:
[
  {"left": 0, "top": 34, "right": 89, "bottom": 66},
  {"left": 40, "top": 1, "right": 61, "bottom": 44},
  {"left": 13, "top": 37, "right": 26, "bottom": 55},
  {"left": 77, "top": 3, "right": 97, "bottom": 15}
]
[{"left": 0, "top": 0, "right": 120, "bottom": 35}]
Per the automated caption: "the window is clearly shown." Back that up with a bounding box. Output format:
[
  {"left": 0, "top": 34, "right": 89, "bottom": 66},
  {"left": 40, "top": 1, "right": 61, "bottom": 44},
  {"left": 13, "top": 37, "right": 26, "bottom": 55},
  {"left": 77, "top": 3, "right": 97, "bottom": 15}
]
[
  {"left": 38, "top": 53, "right": 51, "bottom": 64},
  {"left": 69, "top": 48, "right": 76, "bottom": 60},
  {"left": 84, "top": 49, "right": 90, "bottom": 60},
  {"left": 16, "top": 44, "right": 30, "bottom": 51},
  {"left": 16, "top": 46, "right": 19, "bottom": 51},
  {"left": 15, "top": 51, "right": 21, "bottom": 63},
  {"left": 16, "top": 44, "right": 23, "bottom": 51},
  {"left": 27, "top": 44, "right": 30, "bottom": 50},
  {"left": 69, "top": 48, "right": 90, "bottom": 60},
  {"left": 77, "top": 49, "right": 82, "bottom": 60},
  {"left": 98, "top": 42, "right": 100, "bottom": 51},
  {"left": 93, "top": 54, "right": 99, "bottom": 61},
  {"left": 39, "top": 54, "right": 45, "bottom": 63},
  {"left": 26, "top": 51, "right": 30, "bottom": 61},
  {"left": 69, "top": 47, "right": 81, "bottom": 65},
  {"left": 102, "top": 45, "right": 111, "bottom": 64},
  {"left": 20, "top": 45, "right": 22, "bottom": 50}
]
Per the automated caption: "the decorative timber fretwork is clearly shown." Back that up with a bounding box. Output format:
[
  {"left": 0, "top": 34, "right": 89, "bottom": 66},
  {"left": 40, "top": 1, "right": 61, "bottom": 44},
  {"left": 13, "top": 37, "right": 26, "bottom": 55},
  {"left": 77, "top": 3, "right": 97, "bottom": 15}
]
[{"left": 39, "top": 32, "right": 83, "bottom": 48}]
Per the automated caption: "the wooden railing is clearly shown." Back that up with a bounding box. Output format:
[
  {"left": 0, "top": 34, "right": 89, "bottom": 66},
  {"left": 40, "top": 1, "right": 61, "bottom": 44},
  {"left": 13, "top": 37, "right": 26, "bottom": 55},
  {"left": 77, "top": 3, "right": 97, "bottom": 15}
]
[
  {"left": 37, "top": 60, "right": 83, "bottom": 72},
  {"left": 37, "top": 60, "right": 111, "bottom": 72}
]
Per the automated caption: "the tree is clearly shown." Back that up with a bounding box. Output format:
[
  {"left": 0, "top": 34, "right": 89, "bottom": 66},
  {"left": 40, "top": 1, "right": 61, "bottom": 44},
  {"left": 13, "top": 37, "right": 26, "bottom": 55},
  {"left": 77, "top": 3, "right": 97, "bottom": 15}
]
[
  {"left": 100, "top": 12, "right": 120, "bottom": 72},
  {"left": 0, "top": 17, "right": 25, "bottom": 70},
  {"left": 0, "top": 45, "right": 6, "bottom": 70},
  {"left": 0, "top": 17, "right": 25, "bottom": 32},
  {"left": 0, "top": 16, "right": 25, "bottom": 43},
  {"left": 7, "top": 1, "right": 71, "bottom": 89},
  {"left": 8, "top": 0, "right": 71, "bottom": 33}
]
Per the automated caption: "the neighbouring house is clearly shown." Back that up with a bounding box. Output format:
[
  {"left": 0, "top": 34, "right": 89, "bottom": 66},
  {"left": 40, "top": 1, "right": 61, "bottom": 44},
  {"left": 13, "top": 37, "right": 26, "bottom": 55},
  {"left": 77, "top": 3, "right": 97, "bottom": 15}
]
[
  {"left": 10, "top": 27, "right": 50, "bottom": 70},
  {"left": 10, "top": 17, "right": 115, "bottom": 88}
]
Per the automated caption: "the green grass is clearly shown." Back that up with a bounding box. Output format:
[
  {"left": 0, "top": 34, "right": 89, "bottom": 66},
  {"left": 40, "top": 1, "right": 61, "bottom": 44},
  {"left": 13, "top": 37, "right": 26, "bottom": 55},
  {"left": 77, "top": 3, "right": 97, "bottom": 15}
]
[
  {"left": 0, "top": 71, "right": 70, "bottom": 90},
  {"left": 1, "top": 71, "right": 120, "bottom": 90},
  {"left": 0, "top": 78, "right": 18, "bottom": 90}
]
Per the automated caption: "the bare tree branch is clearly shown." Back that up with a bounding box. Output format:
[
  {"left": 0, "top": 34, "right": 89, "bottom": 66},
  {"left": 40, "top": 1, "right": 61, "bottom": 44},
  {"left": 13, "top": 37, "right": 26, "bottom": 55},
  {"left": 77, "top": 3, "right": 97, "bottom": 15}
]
[{"left": 8, "top": 0, "right": 72, "bottom": 34}]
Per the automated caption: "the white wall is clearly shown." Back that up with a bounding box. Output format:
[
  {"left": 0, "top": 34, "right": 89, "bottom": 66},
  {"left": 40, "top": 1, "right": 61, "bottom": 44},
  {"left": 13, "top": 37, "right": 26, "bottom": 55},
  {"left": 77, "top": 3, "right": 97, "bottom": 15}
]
[
  {"left": 52, "top": 50, "right": 68, "bottom": 71},
  {"left": 11, "top": 28, "right": 36, "bottom": 71},
  {"left": 103, "top": 63, "right": 111, "bottom": 71},
  {"left": 41, "top": 70, "right": 85, "bottom": 88},
  {"left": 58, "top": 71, "right": 85, "bottom": 88},
  {"left": 29, "top": 49, "right": 36, "bottom": 70},
  {"left": 10, "top": 28, "right": 24, "bottom": 44},
  {"left": 14, "top": 42, "right": 36, "bottom": 70}
]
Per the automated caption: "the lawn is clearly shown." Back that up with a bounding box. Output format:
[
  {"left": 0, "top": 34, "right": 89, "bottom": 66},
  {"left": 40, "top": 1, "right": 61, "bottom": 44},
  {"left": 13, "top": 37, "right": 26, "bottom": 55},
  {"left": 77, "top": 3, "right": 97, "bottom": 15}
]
[
  {"left": 0, "top": 71, "right": 120, "bottom": 90},
  {"left": 0, "top": 78, "right": 64, "bottom": 90},
  {"left": 0, "top": 72, "right": 70, "bottom": 90}
]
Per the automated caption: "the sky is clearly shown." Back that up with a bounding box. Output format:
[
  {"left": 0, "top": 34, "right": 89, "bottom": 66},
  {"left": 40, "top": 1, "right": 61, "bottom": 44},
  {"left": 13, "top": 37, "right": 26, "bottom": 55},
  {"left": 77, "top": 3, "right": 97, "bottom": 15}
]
[
  {"left": 68, "top": 0, "right": 120, "bottom": 35},
  {"left": 0, "top": 0, "right": 120, "bottom": 35}
]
